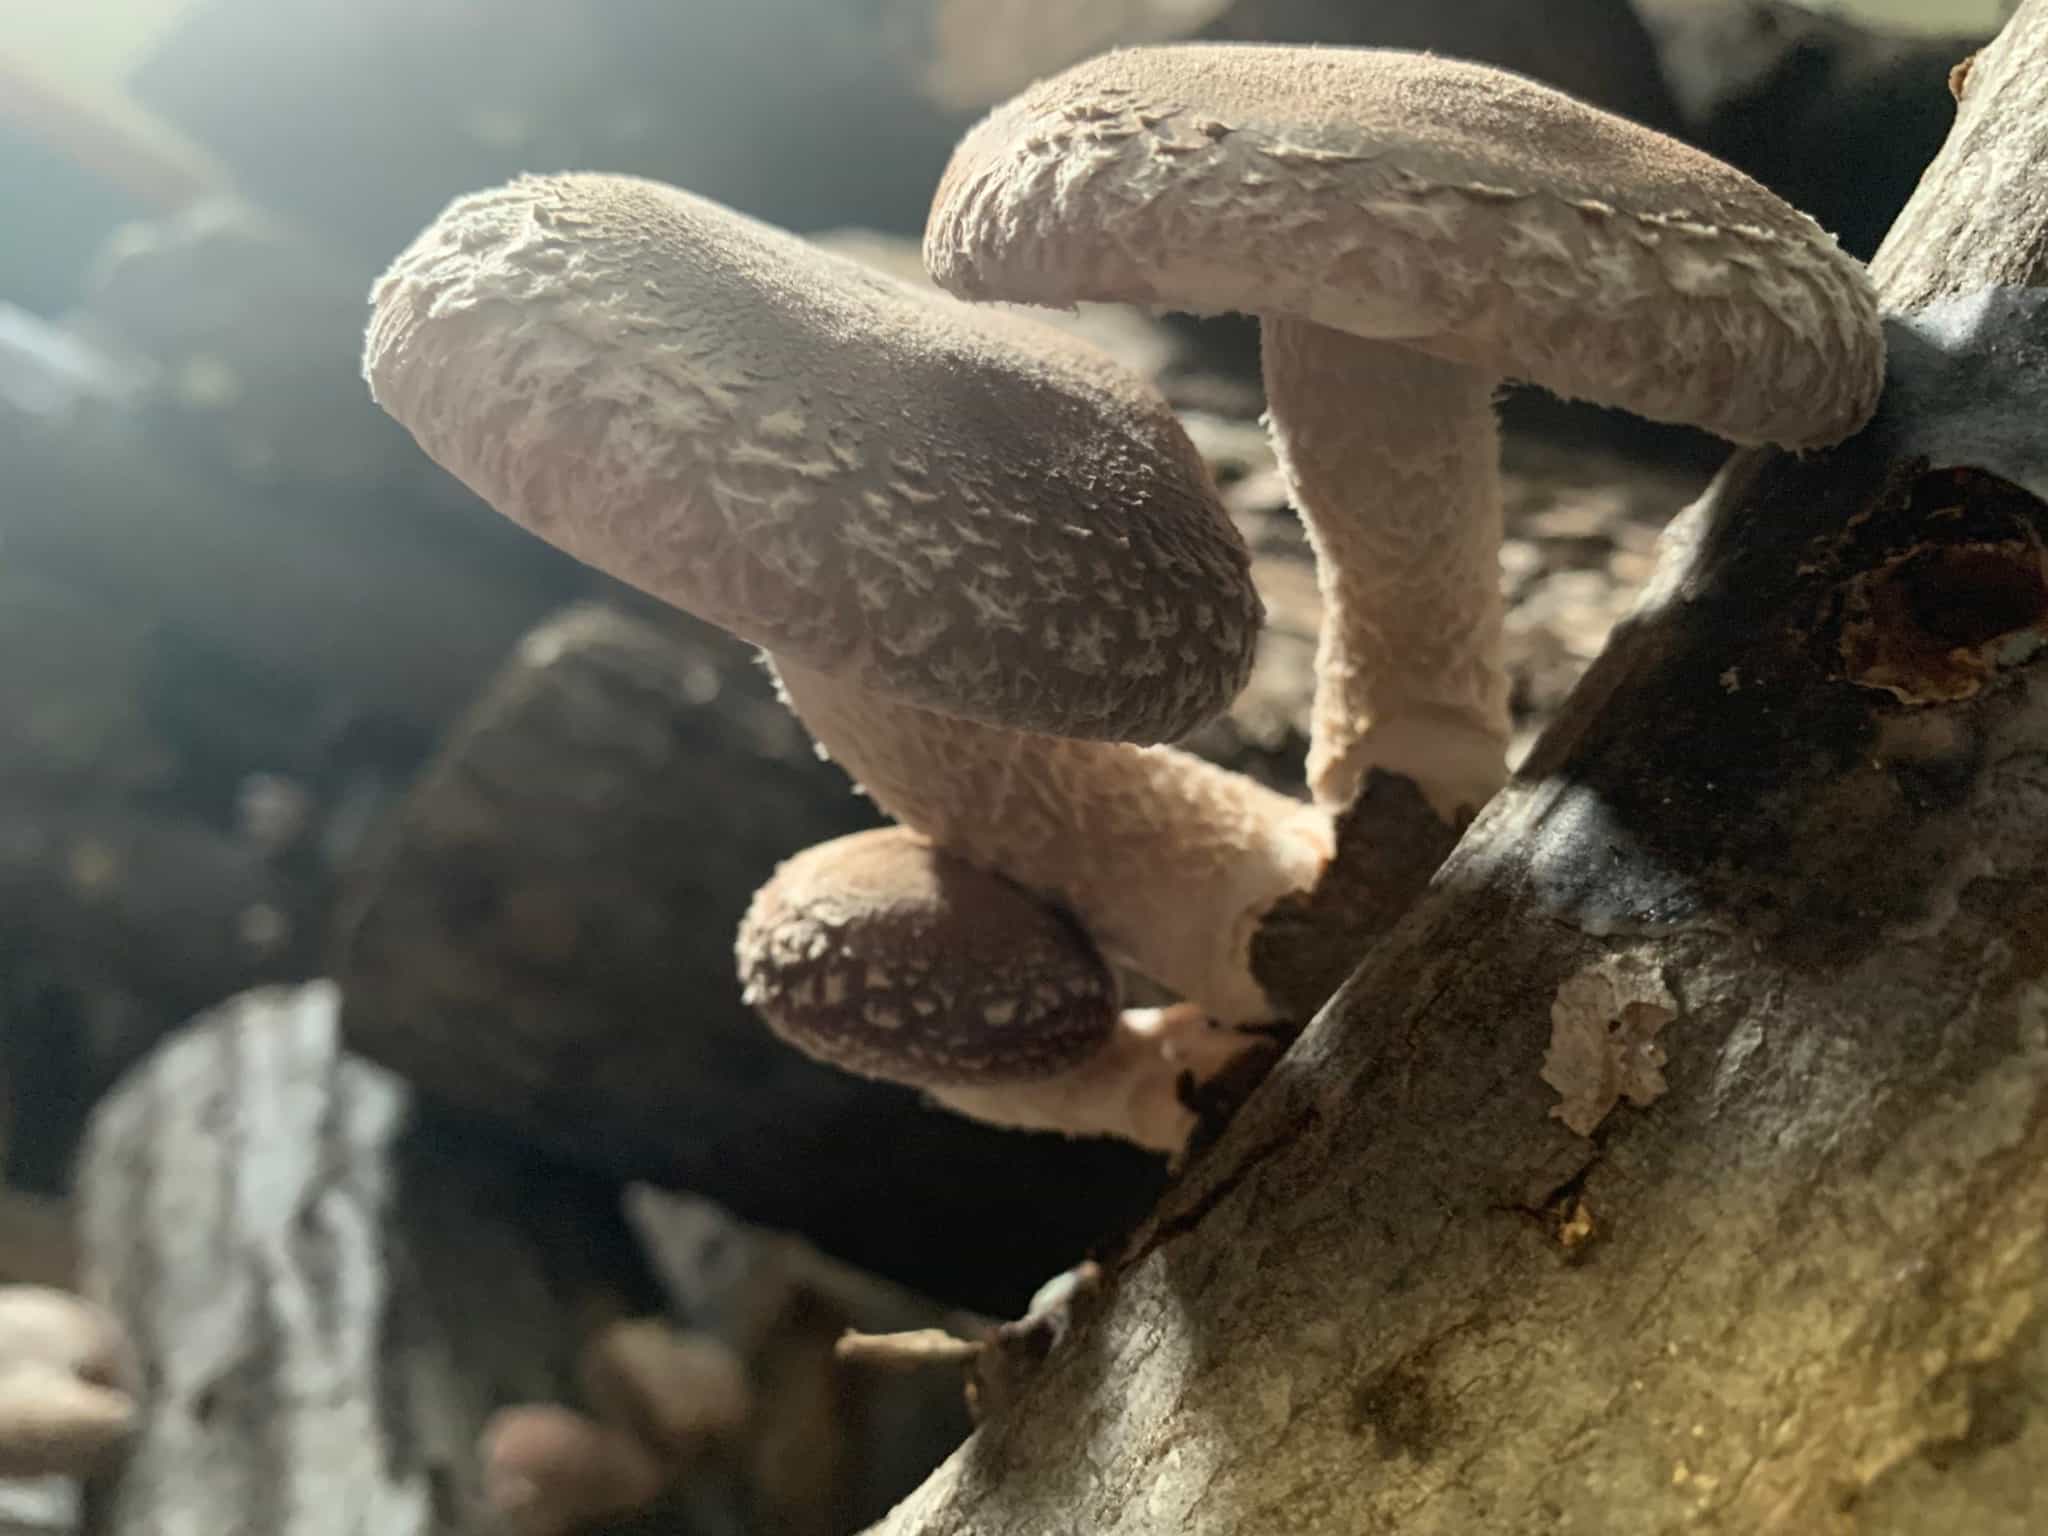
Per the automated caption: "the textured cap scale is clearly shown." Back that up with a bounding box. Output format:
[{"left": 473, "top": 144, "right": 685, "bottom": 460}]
[
  {"left": 366, "top": 172, "right": 1259, "bottom": 745},
  {"left": 738, "top": 828, "right": 1119, "bottom": 1087},
  {"left": 927, "top": 44, "right": 1884, "bottom": 447}
]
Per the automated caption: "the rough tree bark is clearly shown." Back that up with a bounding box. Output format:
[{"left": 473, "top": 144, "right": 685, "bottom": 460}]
[{"left": 868, "top": 7, "right": 2048, "bottom": 1534}]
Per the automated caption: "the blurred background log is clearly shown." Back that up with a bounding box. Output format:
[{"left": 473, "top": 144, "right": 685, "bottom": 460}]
[
  {"left": 75, "top": 984, "right": 976, "bottom": 1536},
  {"left": 335, "top": 606, "right": 1171, "bottom": 1314}
]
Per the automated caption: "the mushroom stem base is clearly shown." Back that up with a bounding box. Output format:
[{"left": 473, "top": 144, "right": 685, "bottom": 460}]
[
  {"left": 1310, "top": 711, "right": 1511, "bottom": 831},
  {"left": 932, "top": 1004, "right": 1259, "bottom": 1153},
  {"left": 1261, "top": 318, "right": 1510, "bottom": 820},
  {"left": 773, "top": 661, "right": 1330, "bottom": 1023}
]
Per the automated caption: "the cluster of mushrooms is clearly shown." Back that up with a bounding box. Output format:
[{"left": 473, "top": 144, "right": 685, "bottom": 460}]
[{"left": 366, "top": 45, "right": 1884, "bottom": 1156}]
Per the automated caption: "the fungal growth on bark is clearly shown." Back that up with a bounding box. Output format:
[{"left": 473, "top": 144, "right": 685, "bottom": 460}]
[
  {"left": 364, "top": 171, "right": 1323, "bottom": 1140},
  {"left": 365, "top": 67, "right": 1886, "bottom": 1153},
  {"left": 927, "top": 43, "right": 1887, "bottom": 818},
  {"left": 739, "top": 828, "right": 1256, "bottom": 1150},
  {"left": 768, "top": 661, "right": 1328, "bottom": 1025}
]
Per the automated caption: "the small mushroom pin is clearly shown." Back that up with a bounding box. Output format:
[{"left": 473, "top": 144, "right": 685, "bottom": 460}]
[
  {"left": 926, "top": 43, "right": 1886, "bottom": 817},
  {"left": 480, "top": 1404, "right": 667, "bottom": 1536},
  {"left": 0, "top": 1286, "right": 136, "bottom": 1479},
  {"left": 739, "top": 827, "right": 1256, "bottom": 1150},
  {"left": 479, "top": 1319, "right": 751, "bottom": 1536}
]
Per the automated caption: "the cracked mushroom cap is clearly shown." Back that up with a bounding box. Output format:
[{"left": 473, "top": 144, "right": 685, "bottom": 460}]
[
  {"left": 366, "top": 172, "right": 1259, "bottom": 745},
  {"left": 926, "top": 44, "right": 1884, "bottom": 447},
  {"left": 737, "top": 827, "right": 1118, "bottom": 1087}
]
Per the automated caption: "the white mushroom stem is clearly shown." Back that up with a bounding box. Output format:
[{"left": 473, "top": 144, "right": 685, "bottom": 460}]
[
  {"left": 932, "top": 1003, "right": 1254, "bottom": 1153},
  {"left": 1262, "top": 319, "right": 1511, "bottom": 820},
  {"left": 775, "top": 663, "right": 1332, "bottom": 1024}
]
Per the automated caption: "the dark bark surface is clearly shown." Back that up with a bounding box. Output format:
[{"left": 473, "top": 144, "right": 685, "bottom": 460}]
[
  {"left": 868, "top": 6, "right": 2048, "bottom": 1533},
  {"left": 336, "top": 605, "right": 1169, "bottom": 1315}
]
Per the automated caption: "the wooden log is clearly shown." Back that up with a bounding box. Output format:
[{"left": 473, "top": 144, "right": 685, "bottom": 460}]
[
  {"left": 0, "top": 799, "right": 316, "bottom": 1026},
  {"left": 0, "top": 299, "right": 583, "bottom": 739},
  {"left": 335, "top": 605, "right": 1168, "bottom": 1315},
  {"left": 75, "top": 983, "right": 577, "bottom": 1534},
  {"left": 867, "top": 5, "right": 2048, "bottom": 1533},
  {"left": 73, "top": 984, "right": 977, "bottom": 1536}
]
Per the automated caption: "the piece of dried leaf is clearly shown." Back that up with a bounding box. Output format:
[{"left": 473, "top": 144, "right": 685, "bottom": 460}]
[{"left": 1542, "top": 957, "right": 1676, "bottom": 1136}]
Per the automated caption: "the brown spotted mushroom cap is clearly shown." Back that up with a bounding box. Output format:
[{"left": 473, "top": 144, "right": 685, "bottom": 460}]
[
  {"left": 926, "top": 44, "right": 1884, "bottom": 447},
  {"left": 737, "top": 827, "right": 1119, "bottom": 1088},
  {"left": 366, "top": 172, "right": 1259, "bottom": 744}
]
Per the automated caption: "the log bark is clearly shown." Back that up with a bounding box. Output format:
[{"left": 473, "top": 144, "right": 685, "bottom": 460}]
[
  {"left": 335, "top": 604, "right": 1168, "bottom": 1315},
  {"left": 867, "top": 5, "right": 2048, "bottom": 1533}
]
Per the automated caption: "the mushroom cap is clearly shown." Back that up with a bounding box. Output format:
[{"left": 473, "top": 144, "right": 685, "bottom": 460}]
[
  {"left": 737, "top": 827, "right": 1118, "bottom": 1088},
  {"left": 367, "top": 172, "right": 1259, "bottom": 745},
  {"left": 926, "top": 44, "right": 1884, "bottom": 448}
]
